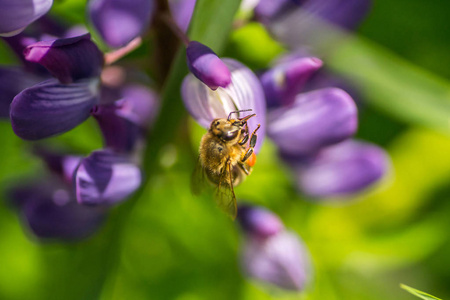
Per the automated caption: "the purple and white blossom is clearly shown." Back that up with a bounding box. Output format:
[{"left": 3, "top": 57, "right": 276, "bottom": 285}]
[{"left": 182, "top": 58, "right": 266, "bottom": 152}]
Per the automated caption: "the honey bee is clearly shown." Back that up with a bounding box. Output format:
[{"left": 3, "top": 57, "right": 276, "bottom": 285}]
[{"left": 192, "top": 109, "right": 261, "bottom": 219}]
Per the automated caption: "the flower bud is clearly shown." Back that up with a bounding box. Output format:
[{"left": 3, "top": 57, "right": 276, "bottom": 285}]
[
  {"left": 186, "top": 41, "right": 231, "bottom": 90},
  {"left": 237, "top": 205, "right": 284, "bottom": 238}
]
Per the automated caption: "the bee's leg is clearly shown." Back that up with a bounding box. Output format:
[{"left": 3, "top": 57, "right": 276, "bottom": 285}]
[
  {"left": 238, "top": 133, "right": 249, "bottom": 146},
  {"left": 241, "top": 124, "right": 261, "bottom": 162},
  {"left": 238, "top": 162, "right": 251, "bottom": 175},
  {"left": 238, "top": 123, "right": 250, "bottom": 145}
]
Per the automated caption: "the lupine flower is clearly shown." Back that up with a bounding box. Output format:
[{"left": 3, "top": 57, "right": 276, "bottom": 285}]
[
  {"left": 88, "top": 0, "right": 155, "bottom": 48},
  {"left": 10, "top": 33, "right": 104, "bottom": 140},
  {"left": 9, "top": 181, "right": 106, "bottom": 241},
  {"left": 186, "top": 41, "right": 232, "bottom": 90},
  {"left": 238, "top": 205, "right": 311, "bottom": 291},
  {"left": 259, "top": 47, "right": 387, "bottom": 197},
  {"left": 0, "top": 0, "right": 53, "bottom": 37},
  {"left": 168, "top": 0, "right": 197, "bottom": 33},
  {"left": 74, "top": 149, "right": 142, "bottom": 205},
  {"left": 282, "top": 140, "right": 390, "bottom": 197},
  {"left": 182, "top": 57, "right": 266, "bottom": 152}
]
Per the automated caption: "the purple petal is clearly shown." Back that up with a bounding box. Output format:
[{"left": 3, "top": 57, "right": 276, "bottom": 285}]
[
  {"left": 93, "top": 84, "right": 159, "bottom": 152},
  {"left": 260, "top": 56, "right": 322, "bottom": 107},
  {"left": 88, "top": 0, "right": 154, "bottom": 48},
  {"left": 117, "top": 84, "right": 160, "bottom": 127},
  {"left": 75, "top": 150, "right": 142, "bottom": 205},
  {"left": 10, "top": 78, "right": 100, "bottom": 140},
  {"left": 267, "top": 88, "right": 357, "bottom": 156},
  {"left": 237, "top": 205, "right": 285, "bottom": 238},
  {"left": 182, "top": 58, "right": 266, "bottom": 152},
  {"left": 9, "top": 183, "right": 106, "bottom": 241},
  {"left": 241, "top": 230, "right": 311, "bottom": 291},
  {"left": 0, "top": 67, "right": 41, "bottom": 118},
  {"left": 24, "top": 34, "right": 104, "bottom": 84},
  {"left": 290, "top": 140, "right": 390, "bottom": 197},
  {"left": 93, "top": 104, "right": 141, "bottom": 153},
  {"left": 186, "top": 41, "right": 231, "bottom": 90},
  {"left": 0, "top": 0, "right": 53, "bottom": 37},
  {"left": 169, "top": 0, "right": 196, "bottom": 33}
]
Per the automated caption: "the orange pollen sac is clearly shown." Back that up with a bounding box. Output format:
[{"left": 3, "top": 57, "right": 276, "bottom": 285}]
[{"left": 247, "top": 152, "right": 257, "bottom": 167}]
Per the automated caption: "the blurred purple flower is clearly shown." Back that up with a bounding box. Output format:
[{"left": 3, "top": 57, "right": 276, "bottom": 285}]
[
  {"left": 267, "top": 88, "right": 357, "bottom": 156},
  {"left": 88, "top": 0, "right": 155, "bottom": 48},
  {"left": 238, "top": 205, "right": 311, "bottom": 291},
  {"left": 10, "top": 33, "right": 104, "bottom": 140},
  {"left": 9, "top": 182, "right": 106, "bottom": 241},
  {"left": 282, "top": 140, "right": 390, "bottom": 197},
  {"left": 0, "top": 0, "right": 53, "bottom": 37},
  {"left": 237, "top": 204, "right": 284, "bottom": 238},
  {"left": 93, "top": 84, "right": 159, "bottom": 153},
  {"left": 169, "top": 0, "right": 196, "bottom": 33},
  {"left": 259, "top": 56, "right": 323, "bottom": 108},
  {"left": 74, "top": 149, "right": 142, "bottom": 205},
  {"left": 34, "top": 147, "right": 82, "bottom": 184},
  {"left": 182, "top": 58, "right": 266, "bottom": 152},
  {"left": 255, "top": 0, "right": 372, "bottom": 49},
  {"left": 186, "top": 41, "right": 231, "bottom": 90}
]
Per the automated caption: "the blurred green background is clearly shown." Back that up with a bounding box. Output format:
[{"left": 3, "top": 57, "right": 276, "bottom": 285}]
[{"left": 0, "top": 0, "right": 449, "bottom": 299}]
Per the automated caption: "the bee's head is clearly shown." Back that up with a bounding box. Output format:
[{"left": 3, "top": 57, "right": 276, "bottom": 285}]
[{"left": 210, "top": 118, "right": 243, "bottom": 142}]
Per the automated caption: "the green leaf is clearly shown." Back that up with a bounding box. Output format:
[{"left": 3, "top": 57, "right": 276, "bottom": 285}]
[
  {"left": 328, "top": 37, "right": 450, "bottom": 137},
  {"left": 401, "top": 284, "right": 442, "bottom": 300}
]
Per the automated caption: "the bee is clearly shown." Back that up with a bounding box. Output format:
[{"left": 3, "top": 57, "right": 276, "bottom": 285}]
[{"left": 192, "top": 109, "right": 261, "bottom": 219}]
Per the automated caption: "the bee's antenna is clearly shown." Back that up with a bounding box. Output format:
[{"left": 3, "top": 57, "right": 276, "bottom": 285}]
[{"left": 227, "top": 109, "right": 253, "bottom": 120}]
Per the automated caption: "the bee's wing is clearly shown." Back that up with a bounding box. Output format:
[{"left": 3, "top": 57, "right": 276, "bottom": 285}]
[
  {"left": 191, "top": 156, "right": 207, "bottom": 195},
  {"left": 214, "top": 161, "right": 237, "bottom": 220}
]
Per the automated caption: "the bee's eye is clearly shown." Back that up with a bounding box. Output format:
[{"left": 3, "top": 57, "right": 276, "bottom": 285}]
[
  {"left": 215, "top": 121, "right": 220, "bottom": 126},
  {"left": 222, "top": 129, "right": 238, "bottom": 141}
]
